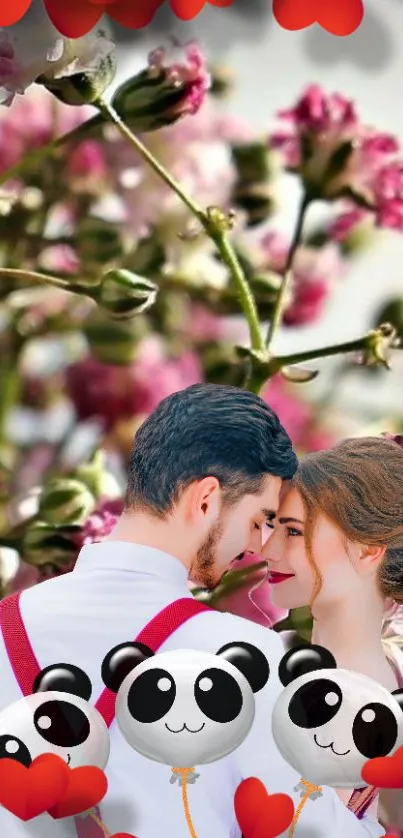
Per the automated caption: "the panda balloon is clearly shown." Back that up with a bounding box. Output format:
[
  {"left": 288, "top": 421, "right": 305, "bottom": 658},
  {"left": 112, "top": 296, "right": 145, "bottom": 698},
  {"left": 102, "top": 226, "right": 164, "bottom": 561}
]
[
  {"left": 0, "top": 663, "right": 110, "bottom": 771},
  {"left": 101, "top": 641, "right": 270, "bottom": 767},
  {"left": 272, "top": 644, "right": 403, "bottom": 789}
]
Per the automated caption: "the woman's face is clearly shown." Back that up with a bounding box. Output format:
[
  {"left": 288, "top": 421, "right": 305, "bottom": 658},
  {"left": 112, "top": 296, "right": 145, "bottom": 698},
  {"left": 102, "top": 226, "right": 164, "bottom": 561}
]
[{"left": 261, "top": 486, "right": 362, "bottom": 612}]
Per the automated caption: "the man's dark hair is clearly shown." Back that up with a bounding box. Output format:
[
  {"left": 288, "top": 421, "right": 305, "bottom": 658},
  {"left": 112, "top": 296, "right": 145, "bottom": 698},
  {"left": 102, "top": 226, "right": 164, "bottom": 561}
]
[{"left": 125, "top": 383, "right": 297, "bottom": 516}]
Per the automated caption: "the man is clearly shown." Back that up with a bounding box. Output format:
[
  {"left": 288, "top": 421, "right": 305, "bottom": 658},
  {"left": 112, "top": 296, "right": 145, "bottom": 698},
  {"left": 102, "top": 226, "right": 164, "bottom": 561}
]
[{"left": 0, "top": 384, "right": 384, "bottom": 837}]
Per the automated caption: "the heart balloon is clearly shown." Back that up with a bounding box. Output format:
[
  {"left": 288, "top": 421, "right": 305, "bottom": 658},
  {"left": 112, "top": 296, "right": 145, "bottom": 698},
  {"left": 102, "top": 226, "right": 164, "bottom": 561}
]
[
  {"left": 48, "top": 766, "right": 108, "bottom": 818},
  {"left": 272, "top": 0, "right": 364, "bottom": 37},
  {"left": 0, "top": 754, "right": 68, "bottom": 821},
  {"left": 234, "top": 777, "right": 295, "bottom": 838},
  {"left": 361, "top": 746, "right": 403, "bottom": 789}
]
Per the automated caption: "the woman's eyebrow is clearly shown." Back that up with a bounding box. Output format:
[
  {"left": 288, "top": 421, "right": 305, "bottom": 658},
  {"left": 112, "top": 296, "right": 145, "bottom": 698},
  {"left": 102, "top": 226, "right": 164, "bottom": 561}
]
[{"left": 278, "top": 516, "right": 304, "bottom": 525}]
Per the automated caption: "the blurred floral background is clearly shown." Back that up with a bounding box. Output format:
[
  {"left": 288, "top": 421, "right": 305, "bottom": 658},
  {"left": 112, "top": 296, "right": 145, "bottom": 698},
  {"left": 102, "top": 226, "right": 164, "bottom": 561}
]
[{"left": 1, "top": 1, "right": 403, "bottom": 799}]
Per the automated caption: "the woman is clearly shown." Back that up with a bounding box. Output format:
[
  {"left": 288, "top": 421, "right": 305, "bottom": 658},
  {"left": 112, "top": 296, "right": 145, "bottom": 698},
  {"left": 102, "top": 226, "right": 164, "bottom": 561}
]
[{"left": 262, "top": 435, "right": 403, "bottom": 827}]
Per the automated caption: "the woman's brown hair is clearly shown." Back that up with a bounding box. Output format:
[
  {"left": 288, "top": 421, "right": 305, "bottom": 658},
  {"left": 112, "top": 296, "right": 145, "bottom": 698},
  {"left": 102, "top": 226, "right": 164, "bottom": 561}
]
[{"left": 293, "top": 436, "right": 403, "bottom": 605}]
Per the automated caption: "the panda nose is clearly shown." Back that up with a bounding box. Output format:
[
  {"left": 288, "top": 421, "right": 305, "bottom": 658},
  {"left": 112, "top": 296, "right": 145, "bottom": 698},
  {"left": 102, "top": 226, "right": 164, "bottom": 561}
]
[{"left": 33, "top": 700, "right": 90, "bottom": 748}]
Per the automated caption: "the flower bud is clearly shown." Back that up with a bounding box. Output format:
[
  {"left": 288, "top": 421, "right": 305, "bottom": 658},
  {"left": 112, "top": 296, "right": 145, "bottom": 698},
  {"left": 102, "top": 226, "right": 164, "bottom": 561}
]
[
  {"left": 38, "top": 478, "right": 96, "bottom": 526},
  {"left": 73, "top": 451, "right": 121, "bottom": 501},
  {"left": 111, "top": 42, "right": 209, "bottom": 132},
  {"left": 375, "top": 298, "right": 403, "bottom": 340},
  {"left": 84, "top": 313, "right": 147, "bottom": 365},
  {"left": 96, "top": 269, "right": 158, "bottom": 321},
  {"left": 22, "top": 521, "right": 79, "bottom": 568},
  {"left": 37, "top": 35, "right": 116, "bottom": 105}
]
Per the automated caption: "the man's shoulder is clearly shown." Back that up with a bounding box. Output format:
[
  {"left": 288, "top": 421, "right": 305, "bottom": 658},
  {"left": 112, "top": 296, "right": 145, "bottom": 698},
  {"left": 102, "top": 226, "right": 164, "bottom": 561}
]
[{"left": 167, "top": 605, "right": 285, "bottom": 659}]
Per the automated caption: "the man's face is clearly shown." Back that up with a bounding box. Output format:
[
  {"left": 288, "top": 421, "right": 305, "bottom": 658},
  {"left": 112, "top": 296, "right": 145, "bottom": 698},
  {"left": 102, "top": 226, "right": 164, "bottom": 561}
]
[{"left": 189, "top": 475, "right": 282, "bottom": 589}]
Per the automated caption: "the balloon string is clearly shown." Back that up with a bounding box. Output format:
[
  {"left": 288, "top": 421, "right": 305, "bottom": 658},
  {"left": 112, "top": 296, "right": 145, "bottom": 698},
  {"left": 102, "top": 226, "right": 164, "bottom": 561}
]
[
  {"left": 288, "top": 779, "right": 322, "bottom": 838},
  {"left": 171, "top": 767, "right": 197, "bottom": 838},
  {"left": 89, "top": 810, "right": 112, "bottom": 836}
]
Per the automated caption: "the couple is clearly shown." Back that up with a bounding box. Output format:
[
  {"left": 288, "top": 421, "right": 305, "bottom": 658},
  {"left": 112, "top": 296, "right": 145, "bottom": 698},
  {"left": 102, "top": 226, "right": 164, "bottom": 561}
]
[{"left": 0, "top": 382, "right": 401, "bottom": 838}]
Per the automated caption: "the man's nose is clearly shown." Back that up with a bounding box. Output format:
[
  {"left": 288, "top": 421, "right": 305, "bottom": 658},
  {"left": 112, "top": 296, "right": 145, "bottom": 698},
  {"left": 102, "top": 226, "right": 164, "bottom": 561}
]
[{"left": 248, "top": 528, "right": 264, "bottom": 555}]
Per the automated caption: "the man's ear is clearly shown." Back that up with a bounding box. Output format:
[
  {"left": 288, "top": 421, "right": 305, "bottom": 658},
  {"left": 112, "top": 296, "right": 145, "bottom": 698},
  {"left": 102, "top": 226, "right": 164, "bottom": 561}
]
[
  {"left": 183, "top": 476, "right": 221, "bottom": 523},
  {"left": 101, "top": 642, "right": 154, "bottom": 693},
  {"left": 279, "top": 644, "right": 337, "bottom": 687}
]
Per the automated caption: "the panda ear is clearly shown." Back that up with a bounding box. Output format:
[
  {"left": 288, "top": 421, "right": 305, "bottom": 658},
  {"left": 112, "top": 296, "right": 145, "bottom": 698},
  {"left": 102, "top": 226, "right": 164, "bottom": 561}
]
[
  {"left": 215, "top": 642, "right": 270, "bottom": 693},
  {"left": 279, "top": 644, "right": 337, "bottom": 687},
  {"left": 33, "top": 664, "right": 92, "bottom": 701},
  {"left": 101, "top": 642, "right": 155, "bottom": 693},
  {"left": 391, "top": 688, "right": 403, "bottom": 713}
]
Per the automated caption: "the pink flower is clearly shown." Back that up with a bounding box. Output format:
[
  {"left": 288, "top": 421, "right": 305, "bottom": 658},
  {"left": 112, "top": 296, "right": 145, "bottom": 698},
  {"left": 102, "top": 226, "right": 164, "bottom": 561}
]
[
  {"left": 261, "top": 231, "right": 344, "bottom": 326},
  {"left": 0, "top": 87, "right": 93, "bottom": 172},
  {"left": 262, "top": 375, "right": 335, "bottom": 453},
  {"left": 271, "top": 85, "right": 403, "bottom": 231},
  {"left": 147, "top": 42, "right": 210, "bottom": 120},
  {"left": 78, "top": 498, "right": 123, "bottom": 546},
  {"left": 67, "top": 139, "right": 108, "bottom": 181},
  {"left": 329, "top": 207, "right": 368, "bottom": 241},
  {"left": 65, "top": 337, "right": 203, "bottom": 429},
  {"left": 212, "top": 553, "right": 287, "bottom": 627}
]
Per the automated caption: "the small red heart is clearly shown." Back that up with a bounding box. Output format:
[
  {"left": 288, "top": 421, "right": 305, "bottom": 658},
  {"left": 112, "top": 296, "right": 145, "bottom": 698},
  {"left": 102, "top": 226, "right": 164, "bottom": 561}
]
[
  {"left": 110, "top": 833, "right": 138, "bottom": 837},
  {"left": 48, "top": 766, "right": 108, "bottom": 818},
  {"left": 273, "top": 0, "right": 364, "bottom": 37},
  {"left": 361, "top": 746, "right": 403, "bottom": 789},
  {"left": 0, "top": 754, "right": 68, "bottom": 821},
  {"left": 234, "top": 777, "right": 294, "bottom": 838}
]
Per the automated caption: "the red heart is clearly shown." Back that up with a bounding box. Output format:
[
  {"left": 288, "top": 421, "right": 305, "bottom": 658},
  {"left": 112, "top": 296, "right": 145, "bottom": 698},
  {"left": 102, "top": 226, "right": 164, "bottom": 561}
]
[
  {"left": 234, "top": 777, "right": 294, "bottom": 838},
  {"left": 110, "top": 834, "right": 138, "bottom": 837},
  {"left": 272, "top": 0, "right": 364, "bottom": 37},
  {"left": 0, "top": 754, "right": 69, "bottom": 821},
  {"left": 0, "top": 0, "right": 32, "bottom": 25},
  {"left": 48, "top": 766, "right": 108, "bottom": 818},
  {"left": 361, "top": 746, "right": 403, "bottom": 789}
]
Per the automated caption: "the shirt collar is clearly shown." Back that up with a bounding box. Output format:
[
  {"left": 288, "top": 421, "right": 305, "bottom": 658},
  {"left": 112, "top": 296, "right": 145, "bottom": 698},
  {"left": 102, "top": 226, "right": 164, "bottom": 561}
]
[{"left": 74, "top": 541, "right": 189, "bottom": 586}]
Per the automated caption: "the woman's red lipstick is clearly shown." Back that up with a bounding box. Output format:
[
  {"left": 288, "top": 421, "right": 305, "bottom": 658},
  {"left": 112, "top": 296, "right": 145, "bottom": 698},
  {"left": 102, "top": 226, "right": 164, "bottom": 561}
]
[{"left": 268, "top": 571, "right": 295, "bottom": 584}]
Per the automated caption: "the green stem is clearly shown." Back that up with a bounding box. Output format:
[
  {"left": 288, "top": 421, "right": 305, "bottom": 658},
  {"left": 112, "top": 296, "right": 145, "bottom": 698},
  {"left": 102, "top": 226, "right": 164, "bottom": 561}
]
[
  {"left": 266, "top": 193, "right": 311, "bottom": 350},
  {"left": 0, "top": 268, "right": 73, "bottom": 291},
  {"left": 269, "top": 334, "right": 377, "bottom": 370},
  {"left": 95, "top": 97, "right": 266, "bottom": 354},
  {"left": 0, "top": 115, "right": 103, "bottom": 187}
]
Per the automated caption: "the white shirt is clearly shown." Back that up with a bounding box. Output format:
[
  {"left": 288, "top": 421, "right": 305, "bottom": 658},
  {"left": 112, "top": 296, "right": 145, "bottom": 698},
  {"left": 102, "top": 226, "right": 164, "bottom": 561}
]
[{"left": 0, "top": 542, "right": 384, "bottom": 837}]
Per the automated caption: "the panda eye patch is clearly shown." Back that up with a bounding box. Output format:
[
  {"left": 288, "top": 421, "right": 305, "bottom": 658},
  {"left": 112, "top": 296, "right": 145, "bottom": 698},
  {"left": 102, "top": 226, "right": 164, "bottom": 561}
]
[
  {"left": 194, "top": 668, "right": 243, "bottom": 723},
  {"left": 127, "top": 668, "right": 176, "bottom": 723},
  {"left": 33, "top": 700, "right": 90, "bottom": 748},
  {"left": 352, "top": 702, "right": 398, "bottom": 759},
  {"left": 288, "top": 678, "right": 342, "bottom": 729},
  {"left": 0, "top": 735, "right": 32, "bottom": 767}
]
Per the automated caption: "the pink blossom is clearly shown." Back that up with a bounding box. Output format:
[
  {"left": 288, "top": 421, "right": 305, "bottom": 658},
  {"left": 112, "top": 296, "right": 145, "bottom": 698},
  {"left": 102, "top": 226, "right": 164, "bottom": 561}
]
[
  {"left": 39, "top": 244, "right": 79, "bottom": 274},
  {"left": 78, "top": 498, "right": 123, "bottom": 546},
  {"left": 262, "top": 375, "right": 335, "bottom": 453},
  {"left": 65, "top": 338, "right": 203, "bottom": 429},
  {"left": 0, "top": 87, "right": 93, "bottom": 172},
  {"left": 261, "top": 231, "right": 344, "bottom": 326},
  {"left": 212, "top": 552, "right": 287, "bottom": 627},
  {"left": 329, "top": 207, "right": 368, "bottom": 241},
  {"left": 67, "top": 139, "right": 108, "bottom": 181},
  {"left": 148, "top": 41, "right": 210, "bottom": 120},
  {"left": 271, "top": 85, "right": 403, "bottom": 231}
]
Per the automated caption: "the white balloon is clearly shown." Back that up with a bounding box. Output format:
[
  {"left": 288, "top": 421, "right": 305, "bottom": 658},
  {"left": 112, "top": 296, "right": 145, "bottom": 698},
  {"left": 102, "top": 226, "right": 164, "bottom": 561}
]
[
  {"left": 115, "top": 648, "right": 256, "bottom": 767},
  {"left": 272, "top": 667, "right": 403, "bottom": 788},
  {"left": 0, "top": 691, "right": 109, "bottom": 769}
]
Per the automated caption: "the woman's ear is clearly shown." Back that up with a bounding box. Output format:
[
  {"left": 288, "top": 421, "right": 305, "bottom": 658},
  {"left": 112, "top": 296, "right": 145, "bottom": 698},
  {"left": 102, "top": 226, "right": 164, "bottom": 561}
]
[
  {"left": 279, "top": 644, "right": 337, "bottom": 687},
  {"left": 101, "top": 642, "right": 154, "bottom": 693},
  {"left": 359, "top": 543, "right": 386, "bottom": 568}
]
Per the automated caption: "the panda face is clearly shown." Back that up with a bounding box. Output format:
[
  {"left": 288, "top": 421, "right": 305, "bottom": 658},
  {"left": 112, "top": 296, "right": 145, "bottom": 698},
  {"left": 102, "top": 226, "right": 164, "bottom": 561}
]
[
  {"left": 272, "top": 667, "right": 403, "bottom": 788},
  {"left": 115, "top": 649, "right": 256, "bottom": 767},
  {"left": 0, "top": 663, "right": 110, "bottom": 771}
]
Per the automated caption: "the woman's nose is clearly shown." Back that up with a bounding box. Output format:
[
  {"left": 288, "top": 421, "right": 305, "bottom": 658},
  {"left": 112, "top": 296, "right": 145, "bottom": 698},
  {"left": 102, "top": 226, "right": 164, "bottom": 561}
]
[{"left": 262, "top": 528, "right": 283, "bottom": 561}]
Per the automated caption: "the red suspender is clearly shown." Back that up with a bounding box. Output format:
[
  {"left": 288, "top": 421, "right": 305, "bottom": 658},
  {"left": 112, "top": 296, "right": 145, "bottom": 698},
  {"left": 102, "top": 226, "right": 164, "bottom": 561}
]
[
  {"left": 0, "top": 589, "right": 212, "bottom": 837},
  {"left": 0, "top": 591, "right": 212, "bottom": 725}
]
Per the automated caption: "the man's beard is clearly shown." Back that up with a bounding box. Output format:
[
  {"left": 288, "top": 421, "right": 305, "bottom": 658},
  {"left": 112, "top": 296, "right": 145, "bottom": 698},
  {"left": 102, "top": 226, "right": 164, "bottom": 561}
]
[{"left": 190, "top": 519, "right": 224, "bottom": 590}]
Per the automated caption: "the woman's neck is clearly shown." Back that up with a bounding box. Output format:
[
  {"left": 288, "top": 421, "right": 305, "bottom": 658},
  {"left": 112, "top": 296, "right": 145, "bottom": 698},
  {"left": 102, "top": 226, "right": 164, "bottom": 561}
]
[{"left": 310, "top": 593, "right": 397, "bottom": 690}]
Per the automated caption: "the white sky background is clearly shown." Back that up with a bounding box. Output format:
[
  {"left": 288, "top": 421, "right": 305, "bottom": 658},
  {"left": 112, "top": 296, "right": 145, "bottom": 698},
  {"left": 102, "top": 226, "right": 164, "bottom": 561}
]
[{"left": 110, "top": 0, "right": 403, "bottom": 421}]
